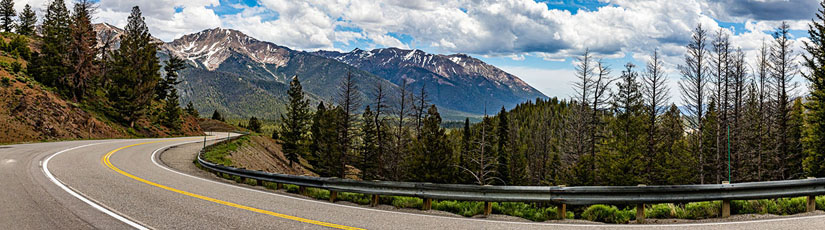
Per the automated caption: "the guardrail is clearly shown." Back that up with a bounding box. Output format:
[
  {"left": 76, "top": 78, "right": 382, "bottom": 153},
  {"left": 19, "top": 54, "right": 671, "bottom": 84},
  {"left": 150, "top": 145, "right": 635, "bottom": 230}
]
[{"left": 195, "top": 135, "right": 825, "bottom": 222}]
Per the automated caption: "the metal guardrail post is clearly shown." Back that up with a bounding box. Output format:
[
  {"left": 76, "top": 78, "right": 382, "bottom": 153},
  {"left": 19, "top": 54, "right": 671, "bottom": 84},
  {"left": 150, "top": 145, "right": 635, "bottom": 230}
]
[
  {"left": 808, "top": 177, "right": 817, "bottom": 212},
  {"left": 422, "top": 198, "right": 432, "bottom": 210},
  {"left": 721, "top": 181, "right": 731, "bottom": 218},
  {"left": 484, "top": 201, "right": 492, "bottom": 216},
  {"left": 370, "top": 194, "right": 380, "bottom": 207},
  {"left": 277, "top": 183, "right": 283, "bottom": 190},
  {"left": 636, "top": 184, "right": 646, "bottom": 223},
  {"left": 558, "top": 185, "right": 567, "bottom": 220},
  {"left": 329, "top": 191, "right": 338, "bottom": 202}
]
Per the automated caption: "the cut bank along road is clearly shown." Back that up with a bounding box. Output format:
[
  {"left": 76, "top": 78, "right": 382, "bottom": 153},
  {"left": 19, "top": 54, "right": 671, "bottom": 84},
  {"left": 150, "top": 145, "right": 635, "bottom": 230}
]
[{"left": 2, "top": 134, "right": 825, "bottom": 230}]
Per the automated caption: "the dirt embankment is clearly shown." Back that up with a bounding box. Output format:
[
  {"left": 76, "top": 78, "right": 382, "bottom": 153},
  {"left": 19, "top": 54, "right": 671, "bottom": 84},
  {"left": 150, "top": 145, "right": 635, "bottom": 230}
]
[
  {"left": 227, "top": 135, "right": 316, "bottom": 176},
  {"left": 0, "top": 72, "right": 202, "bottom": 144},
  {"left": 0, "top": 74, "right": 127, "bottom": 143}
]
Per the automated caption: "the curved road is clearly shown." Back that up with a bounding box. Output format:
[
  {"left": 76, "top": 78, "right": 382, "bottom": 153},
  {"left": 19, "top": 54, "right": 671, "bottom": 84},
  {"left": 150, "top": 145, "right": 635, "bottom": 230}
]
[{"left": 2, "top": 134, "right": 824, "bottom": 229}]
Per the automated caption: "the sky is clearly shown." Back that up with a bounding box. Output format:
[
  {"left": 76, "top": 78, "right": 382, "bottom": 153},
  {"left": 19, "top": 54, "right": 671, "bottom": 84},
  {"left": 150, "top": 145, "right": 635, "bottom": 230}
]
[{"left": 12, "top": 0, "right": 822, "bottom": 102}]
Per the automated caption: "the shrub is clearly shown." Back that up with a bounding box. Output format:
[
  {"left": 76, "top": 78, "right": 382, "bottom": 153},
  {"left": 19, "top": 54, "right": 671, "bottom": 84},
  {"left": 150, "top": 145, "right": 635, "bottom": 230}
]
[
  {"left": 493, "top": 202, "right": 561, "bottom": 222},
  {"left": 391, "top": 196, "right": 422, "bottom": 209},
  {"left": 11, "top": 62, "right": 21, "bottom": 73},
  {"left": 14, "top": 88, "right": 22, "bottom": 95},
  {"left": 581, "top": 204, "right": 634, "bottom": 224},
  {"left": 682, "top": 201, "right": 719, "bottom": 219},
  {"left": 776, "top": 197, "right": 807, "bottom": 215},
  {"left": 433, "top": 200, "right": 483, "bottom": 217},
  {"left": 1, "top": 76, "right": 9, "bottom": 86},
  {"left": 646, "top": 203, "right": 678, "bottom": 219}
]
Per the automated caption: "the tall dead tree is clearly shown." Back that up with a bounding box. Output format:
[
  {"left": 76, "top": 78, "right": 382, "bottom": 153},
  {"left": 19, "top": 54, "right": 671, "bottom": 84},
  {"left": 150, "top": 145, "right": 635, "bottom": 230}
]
[
  {"left": 770, "top": 22, "right": 799, "bottom": 180},
  {"left": 642, "top": 50, "right": 669, "bottom": 183},
  {"left": 336, "top": 72, "right": 362, "bottom": 178},
  {"left": 679, "top": 24, "right": 710, "bottom": 184}
]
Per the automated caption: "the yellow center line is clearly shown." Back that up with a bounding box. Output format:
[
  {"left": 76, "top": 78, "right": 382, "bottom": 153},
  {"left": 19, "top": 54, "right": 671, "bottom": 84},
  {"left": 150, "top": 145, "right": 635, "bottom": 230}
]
[{"left": 101, "top": 138, "right": 364, "bottom": 230}]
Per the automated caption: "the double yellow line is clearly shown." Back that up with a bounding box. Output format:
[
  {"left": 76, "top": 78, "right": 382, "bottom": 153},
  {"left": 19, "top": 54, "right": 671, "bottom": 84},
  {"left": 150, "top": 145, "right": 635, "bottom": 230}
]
[{"left": 101, "top": 139, "right": 363, "bottom": 230}]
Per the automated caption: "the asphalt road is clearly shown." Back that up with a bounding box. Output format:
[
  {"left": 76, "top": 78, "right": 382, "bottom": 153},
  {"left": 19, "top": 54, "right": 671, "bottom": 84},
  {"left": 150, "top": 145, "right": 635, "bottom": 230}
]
[{"left": 2, "top": 133, "right": 825, "bottom": 229}]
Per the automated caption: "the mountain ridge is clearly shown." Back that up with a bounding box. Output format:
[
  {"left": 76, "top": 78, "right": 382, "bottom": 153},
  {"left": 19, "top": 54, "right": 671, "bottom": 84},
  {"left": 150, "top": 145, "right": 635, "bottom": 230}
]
[{"left": 92, "top": 24, "right": 546, "bottom": 118}]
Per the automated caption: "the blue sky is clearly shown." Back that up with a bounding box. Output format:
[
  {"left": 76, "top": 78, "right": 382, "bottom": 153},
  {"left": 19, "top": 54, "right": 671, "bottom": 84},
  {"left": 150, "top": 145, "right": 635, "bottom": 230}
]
[{"left": 22, "top": 0, "right": 819, "bottom": 101}]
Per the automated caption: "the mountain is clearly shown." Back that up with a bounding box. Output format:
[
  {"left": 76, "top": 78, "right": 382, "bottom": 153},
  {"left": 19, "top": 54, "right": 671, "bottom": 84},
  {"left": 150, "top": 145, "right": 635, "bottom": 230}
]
[
  {"left": 312, "top": 48, "right": 546, "bottom": 114},
  {"left": 93, "top": 24, "right": 544, "bottom": 119}
]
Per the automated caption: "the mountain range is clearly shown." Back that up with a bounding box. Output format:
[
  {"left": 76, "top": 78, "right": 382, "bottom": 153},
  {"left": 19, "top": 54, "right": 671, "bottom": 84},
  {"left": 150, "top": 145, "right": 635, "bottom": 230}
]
[{"left": 93, "top": 23, "right": 547, "bottom": 120}]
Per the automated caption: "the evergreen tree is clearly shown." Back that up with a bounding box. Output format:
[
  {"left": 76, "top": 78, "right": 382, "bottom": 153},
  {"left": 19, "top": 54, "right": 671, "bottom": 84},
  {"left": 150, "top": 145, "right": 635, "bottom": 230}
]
[
  {"left": 496, "top": 106, "right": 511, "bottom": 184},
  {"left": 67, "top": 0, "right": 98, "bottom": 102},
  {"left": 279, "top": 76, "right": 311, "bottom": 166},
  {"left": 336, "top": 72, "right": 361, "bottom": 178},
  {"left": 185, "top": 101, "right": 198, "bottom": 117},
  {"left": 162, "top": 90, "right": 181, "bottom": 130},
  {"left": 211, "top": 110, "right": 224, "bottom": 121},
  {"left": 31, "top": 0, "right": 71, "bottom": 88},
  {"left": 702, "top": 99, "right": 720, "bottom": 183},
  {"left": 603, "top": 63, "right": 646, "bottom": 185},
  {"left": 360, "top": 106, "right": 380, "bottom": 180},
  {"left": 106, "top": 6, "right": 161, "bottom": 127},
  {"left": 310, "top": 103, "right": 344, "bottom": 177},
  {"left": 414, "top": 105, "right": 453, "bottom": 183},
  {"left": 786, "top": 98, "right": 805, "bottom": 179},
  {"left": 16, "top": 4, "right": 36, "bottom": 36},
  {"left": 803, "top": 0, "right": 825, "bottom": 178},
  {"left": 156, "top": 56, "right": 186, "bottom": 100},
  {"left": 0, "top": 0, "right": 14, "bottom": 32},
  {"left": 247, "top": 116, "right": 262, "bottom": 133},
  {"left": 660, "top": 104, "right": 694, "bottom": 184}
]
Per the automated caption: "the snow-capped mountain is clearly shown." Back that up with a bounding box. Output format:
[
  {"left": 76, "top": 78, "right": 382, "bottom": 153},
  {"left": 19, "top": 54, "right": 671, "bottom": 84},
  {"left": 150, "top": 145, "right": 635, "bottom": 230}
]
[
  {"left": 313, "top": 48, "right": 546, "bottom": 113},
  {"left": 92, "top": 24, "right": 546, "bottom": 118},
  {"left": 164, "top": 28, "right": 290, "bottom": 71}
]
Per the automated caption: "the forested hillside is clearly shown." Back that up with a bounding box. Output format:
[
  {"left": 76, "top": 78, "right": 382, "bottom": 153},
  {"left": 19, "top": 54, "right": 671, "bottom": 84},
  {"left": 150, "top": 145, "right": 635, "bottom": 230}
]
[
  {"left": 1, "top": 1, "right": 201, "bottom": 143},
  {"left": 268, "top": 3, "right": 825, "bottom": 187}
]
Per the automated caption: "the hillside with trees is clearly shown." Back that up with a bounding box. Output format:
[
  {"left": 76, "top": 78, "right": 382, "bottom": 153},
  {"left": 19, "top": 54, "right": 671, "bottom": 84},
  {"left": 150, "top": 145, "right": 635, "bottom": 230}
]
[{"left": 1, "top": 1, "right": 201, "bottom": 143}]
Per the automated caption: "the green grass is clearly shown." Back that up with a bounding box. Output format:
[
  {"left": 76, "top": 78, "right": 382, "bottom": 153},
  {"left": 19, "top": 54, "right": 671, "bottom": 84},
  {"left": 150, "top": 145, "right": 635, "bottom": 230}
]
[{"left": 201, "top": 136, "right": 249, "bottom": 165}]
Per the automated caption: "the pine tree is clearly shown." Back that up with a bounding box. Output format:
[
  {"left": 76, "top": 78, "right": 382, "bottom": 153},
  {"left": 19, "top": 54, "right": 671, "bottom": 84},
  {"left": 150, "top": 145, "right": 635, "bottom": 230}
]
[
  {"left": 496, "top": 106, "right": 511, "bottom": 184},
  {"left": 247, "top": 117, "right": 262, "bottom": 133},
  {"left": 310, "top": 103, "right": 344, "bottom": 177},
  {"left": 16, "top": 4, "right": 36, "bottom": 36},
  {"left": 211, "top": 110, "right": 224, "bottom": 121},
  {"left": 702, "top": 99, "right": 720, "bottom": 183},
  {"left": 185, "top": 101, "right": 198, "bottom": 117},
  {"left": 162, "top": 90, "right": 181, "bottom": 130},
  {"left": 279, "top": 76, "right": 311, "bottom": 166},
  {"left": 416, "top": 105, "right": 453, "bottom": 183},
  {"left": 360, "top": 106, "right": 380, "bottom": 180},
  {"left": 603, "top": 63, "right": 646, "bottom": 185},
  {"left": 156, "top": 56, "right": 186, "bottom": 100},
  {"left": 0, "top": 0, "right": 14, "bottom": 32},
  {"left": 67, "top": 0, "right": 98, "bottom": 102},
  {"left": 31, "top": 0, "right": 71, "bottom": 88},
  {"left": 803, "top": 1, "right": 825, "bottom": 178},
  {"left": 786, "top": 98, "right": 805, "bottom": 179},
  {"left": 106, "top": 6, "right": 161, "bottom": 127}
]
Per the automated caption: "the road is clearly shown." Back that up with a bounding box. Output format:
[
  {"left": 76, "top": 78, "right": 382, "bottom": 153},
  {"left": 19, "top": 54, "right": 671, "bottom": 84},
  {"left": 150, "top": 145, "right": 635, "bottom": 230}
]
[{"left": 2, "top": 133, "right": 824, "bottom": 229}]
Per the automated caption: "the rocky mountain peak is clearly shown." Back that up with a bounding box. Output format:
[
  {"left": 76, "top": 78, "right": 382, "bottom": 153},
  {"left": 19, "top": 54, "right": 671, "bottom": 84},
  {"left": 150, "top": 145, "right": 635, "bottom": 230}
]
[{"left": 165, "top": 27, "right": 291, "bottom": 71}]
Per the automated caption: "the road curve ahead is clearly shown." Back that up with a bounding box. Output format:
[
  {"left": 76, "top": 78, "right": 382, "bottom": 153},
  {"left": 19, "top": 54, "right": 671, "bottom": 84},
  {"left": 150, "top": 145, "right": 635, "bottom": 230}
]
[{"left": 2, "top": 134, "right": 825, "bottom": 230}]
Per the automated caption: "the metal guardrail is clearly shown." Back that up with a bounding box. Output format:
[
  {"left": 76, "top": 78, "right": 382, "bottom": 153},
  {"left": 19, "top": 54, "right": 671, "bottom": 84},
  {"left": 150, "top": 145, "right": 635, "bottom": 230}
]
[{"left": 195, "top": 134, "right": 825, "bottom": 220}]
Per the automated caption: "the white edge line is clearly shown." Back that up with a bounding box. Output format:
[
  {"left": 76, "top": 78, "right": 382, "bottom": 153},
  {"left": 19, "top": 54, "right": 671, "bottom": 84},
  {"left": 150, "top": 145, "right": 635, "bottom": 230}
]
[
  {"left": 43, "top": 141, "right": 150, "bottom": 230},
  {"left": 148, "top": 136, "right": 825, "bottom": 228}
]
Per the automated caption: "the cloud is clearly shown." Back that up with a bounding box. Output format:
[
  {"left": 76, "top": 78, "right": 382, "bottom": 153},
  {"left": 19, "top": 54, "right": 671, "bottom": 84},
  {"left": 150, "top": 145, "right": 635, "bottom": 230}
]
[
  {"left": 704, "top": 0, "right": 820, "bottom": 22},
  {"left": 497, "top": 65, "right": 579, "bottom": 99}
]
